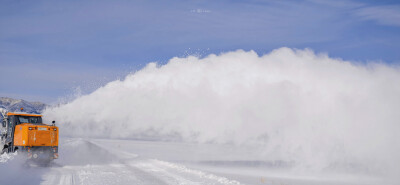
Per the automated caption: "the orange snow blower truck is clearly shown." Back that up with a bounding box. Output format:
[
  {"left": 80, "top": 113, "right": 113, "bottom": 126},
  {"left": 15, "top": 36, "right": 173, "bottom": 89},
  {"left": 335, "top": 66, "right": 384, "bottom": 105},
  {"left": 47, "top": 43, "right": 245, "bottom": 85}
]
[{"left": 1, "top": 108, "right": 58, "bottom": 162}]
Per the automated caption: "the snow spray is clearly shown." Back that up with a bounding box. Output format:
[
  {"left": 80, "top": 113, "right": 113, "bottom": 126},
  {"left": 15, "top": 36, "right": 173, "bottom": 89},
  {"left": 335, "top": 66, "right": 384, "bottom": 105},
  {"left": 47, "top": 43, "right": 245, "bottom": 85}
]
[{"left": 44, "top": 48, "right": 400, "bottom": 177}]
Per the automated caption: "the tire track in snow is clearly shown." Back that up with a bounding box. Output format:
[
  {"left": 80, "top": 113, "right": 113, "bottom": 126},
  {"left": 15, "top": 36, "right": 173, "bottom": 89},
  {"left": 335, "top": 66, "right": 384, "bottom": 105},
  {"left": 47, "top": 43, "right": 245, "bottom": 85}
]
[{"left": 132, "top": 159, "right": 243, "bottom": 185}]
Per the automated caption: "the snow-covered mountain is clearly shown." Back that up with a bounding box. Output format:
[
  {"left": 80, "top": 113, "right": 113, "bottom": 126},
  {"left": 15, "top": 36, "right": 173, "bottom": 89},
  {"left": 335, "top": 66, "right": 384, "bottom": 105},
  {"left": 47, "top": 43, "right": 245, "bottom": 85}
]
[{"left": 0, "top": 97, "right": 47, "bottom": 114}]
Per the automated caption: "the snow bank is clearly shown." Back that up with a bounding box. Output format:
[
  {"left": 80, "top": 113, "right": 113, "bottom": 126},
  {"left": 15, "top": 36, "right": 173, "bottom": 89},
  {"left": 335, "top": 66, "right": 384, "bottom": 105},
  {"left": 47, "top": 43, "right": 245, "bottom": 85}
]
[
  {"left": 43, "top": 48, "right": 400, "bottom": 177},
  {"left": 0, "top": 152, "right": 17, "bottom": 163}
]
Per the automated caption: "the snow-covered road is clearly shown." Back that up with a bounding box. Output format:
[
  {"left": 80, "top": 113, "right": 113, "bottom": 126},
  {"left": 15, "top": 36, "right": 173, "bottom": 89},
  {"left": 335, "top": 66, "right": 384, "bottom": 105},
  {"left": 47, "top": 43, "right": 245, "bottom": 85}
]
[
  {"left": 41, "top": 158, "right": 241, "bottom": 185},
  {"left": 40, "top": 138, "right": 241, "bottom": 185},
  {"left": 0, "top": 138, "right": 397, "bottom": 185},
  {"left": 1, "top": 138, "right": 243, "bottom": 185}
]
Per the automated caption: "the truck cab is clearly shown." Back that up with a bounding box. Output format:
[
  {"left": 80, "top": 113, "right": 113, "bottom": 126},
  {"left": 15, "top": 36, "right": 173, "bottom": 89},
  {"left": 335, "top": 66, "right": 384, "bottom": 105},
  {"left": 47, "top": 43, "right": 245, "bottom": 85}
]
[{"left": 1, "top": 111, "right": 58, "bottom": 161}]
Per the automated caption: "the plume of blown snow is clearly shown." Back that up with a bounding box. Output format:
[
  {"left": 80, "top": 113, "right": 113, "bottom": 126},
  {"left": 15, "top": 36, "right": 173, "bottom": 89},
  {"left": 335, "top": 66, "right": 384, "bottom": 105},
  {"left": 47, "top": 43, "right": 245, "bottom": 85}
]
[{"left": 44, "top": 48, "right": 400, "bottom": 177}]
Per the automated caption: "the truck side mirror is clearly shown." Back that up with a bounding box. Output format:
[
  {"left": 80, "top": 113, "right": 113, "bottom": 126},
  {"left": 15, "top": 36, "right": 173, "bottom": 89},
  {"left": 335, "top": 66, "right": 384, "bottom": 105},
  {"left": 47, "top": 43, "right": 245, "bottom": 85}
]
[{"left": 52, "top": 120, "right": 55, "bottom": 126}]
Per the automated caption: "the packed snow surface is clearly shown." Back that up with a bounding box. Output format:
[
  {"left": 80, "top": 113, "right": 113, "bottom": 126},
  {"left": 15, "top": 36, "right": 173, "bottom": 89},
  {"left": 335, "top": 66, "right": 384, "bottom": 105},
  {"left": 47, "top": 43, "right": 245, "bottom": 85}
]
[{"left": 1, "top": 138, "right": 396, "bottom": 185}]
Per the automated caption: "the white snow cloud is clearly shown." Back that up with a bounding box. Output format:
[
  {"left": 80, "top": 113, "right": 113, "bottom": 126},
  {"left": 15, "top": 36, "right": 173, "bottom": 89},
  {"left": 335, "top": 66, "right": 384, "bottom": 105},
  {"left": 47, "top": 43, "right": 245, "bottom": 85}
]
[{"left": 44, "top": 48, "right": 400, "bottom": 176}]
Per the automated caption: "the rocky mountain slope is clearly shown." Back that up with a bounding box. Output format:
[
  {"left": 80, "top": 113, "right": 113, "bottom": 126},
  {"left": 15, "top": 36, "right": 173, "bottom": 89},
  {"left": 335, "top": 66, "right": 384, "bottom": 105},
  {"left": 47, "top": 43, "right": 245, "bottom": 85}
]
[{"left": 0, "top": 97, "right": 47, "bottom": 114}]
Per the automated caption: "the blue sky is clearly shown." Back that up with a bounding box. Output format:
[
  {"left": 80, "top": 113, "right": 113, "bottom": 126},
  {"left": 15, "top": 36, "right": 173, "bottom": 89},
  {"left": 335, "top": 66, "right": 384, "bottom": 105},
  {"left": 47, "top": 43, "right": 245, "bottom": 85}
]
[{"left": 1, "top": 0, "right": 400, "bottom": 103}]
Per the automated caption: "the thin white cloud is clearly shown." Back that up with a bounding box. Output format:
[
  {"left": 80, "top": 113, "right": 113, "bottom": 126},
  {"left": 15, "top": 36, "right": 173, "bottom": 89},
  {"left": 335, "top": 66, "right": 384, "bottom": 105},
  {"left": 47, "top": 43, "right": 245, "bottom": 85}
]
[
  {"left": 190, "top": 9, "right": 211, "bottom": 13},
  {"left": 355, "top": 5, "right": 400, "bottom": 27},
  {"left": 306, "top": 0, "right": 363, "bottom": 9}
]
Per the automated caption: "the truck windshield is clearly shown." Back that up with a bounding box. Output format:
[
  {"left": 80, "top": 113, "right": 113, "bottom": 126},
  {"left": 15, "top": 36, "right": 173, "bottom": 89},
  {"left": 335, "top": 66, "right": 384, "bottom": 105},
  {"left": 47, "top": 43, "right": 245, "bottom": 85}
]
[{"left": 17, "top": 116, "right": 42, "bottom": 124}]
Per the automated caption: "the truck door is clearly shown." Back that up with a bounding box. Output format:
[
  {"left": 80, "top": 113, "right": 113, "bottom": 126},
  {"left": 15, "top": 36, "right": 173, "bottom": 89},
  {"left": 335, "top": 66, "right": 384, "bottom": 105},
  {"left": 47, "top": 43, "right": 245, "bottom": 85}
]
[
  {"left": 5, "top": 116, "right": 15, "bottom": 144},
  {"left": 1, "top": 119, "right": 6, "bottom": 141}
]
